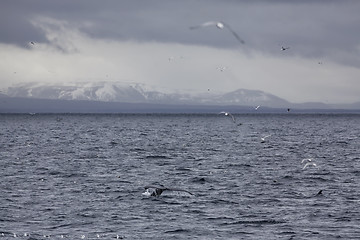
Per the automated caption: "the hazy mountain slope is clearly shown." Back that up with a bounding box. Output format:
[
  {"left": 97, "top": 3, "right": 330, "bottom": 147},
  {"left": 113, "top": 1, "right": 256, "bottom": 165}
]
[{"left": 3, "top": 82, "right": 291, "bottom": 107}]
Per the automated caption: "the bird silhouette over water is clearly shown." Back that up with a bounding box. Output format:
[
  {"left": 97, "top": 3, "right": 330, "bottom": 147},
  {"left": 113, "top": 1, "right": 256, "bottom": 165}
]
[
  {"left": 219, "top": 111, "right": 236, "bottom": 123},
  {"left": 260, "top": 135, "right": 271, "bottom": 143},
  {"left": 143, "top": 185, "right": 194, "bottom": 197},
  {"left": 190, "top": 21, "right": 245, "bottom": 44},
  {"left": 302, "top": 162, "right": 318, "bottom": 170}
]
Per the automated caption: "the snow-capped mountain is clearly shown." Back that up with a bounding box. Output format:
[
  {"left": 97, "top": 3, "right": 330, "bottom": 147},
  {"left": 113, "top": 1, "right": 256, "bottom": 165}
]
[
  {"left": 5, "top": 82, "right": 147, "bottom": 102},
  {"left": 3, "top": 82, "right": 290, "bottom": 107}
]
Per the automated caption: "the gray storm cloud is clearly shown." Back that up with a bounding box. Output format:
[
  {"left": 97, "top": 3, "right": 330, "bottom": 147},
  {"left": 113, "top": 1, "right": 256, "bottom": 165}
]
[{"left": 1, "top": 0, "right": 359, "bottom": 104}]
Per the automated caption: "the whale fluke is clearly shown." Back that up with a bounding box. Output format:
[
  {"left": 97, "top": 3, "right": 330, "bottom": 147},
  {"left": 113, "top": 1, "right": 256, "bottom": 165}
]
[{"left": 144, "top": 185, "right": 194, "bottom": 197}]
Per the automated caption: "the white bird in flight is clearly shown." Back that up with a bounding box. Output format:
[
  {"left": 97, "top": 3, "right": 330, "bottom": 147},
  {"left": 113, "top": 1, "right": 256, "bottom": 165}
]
[
  {"left": 217, "top": 66, "right": 228, "bottom": 72},
  {"left": 260, "top": 135, "right": 271, "bottom": 143},
  {"left": 190, "top": 21, "right": 245, "bottom": 44},
  {"left": 301, "top": 158, "right": 313, "bottom": 163},
  {"left": 219, "top": 111, "right": 236, "bottom": 123},
  {"left": 302, "top": 162, "right": 318, "bottom": 170}
]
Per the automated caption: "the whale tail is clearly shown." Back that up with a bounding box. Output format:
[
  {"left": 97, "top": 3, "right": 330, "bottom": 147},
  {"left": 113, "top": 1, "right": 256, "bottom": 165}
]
[{"left": 144, "top": 185, "right": 193, "bottom": 197}]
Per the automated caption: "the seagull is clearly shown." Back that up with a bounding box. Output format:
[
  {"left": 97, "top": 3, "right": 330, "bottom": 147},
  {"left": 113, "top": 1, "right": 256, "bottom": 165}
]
[
  {"left": 281, "top": 46, "right": 290, "bottom": 51},
  {"left": 219, "top": 111, "right": 236, "bottom": 123},
  {"left": 301, "top": 158, "right": 313, "bottom": 163},
  {"left": 144, "top": 185, "right": 193, "bottom": 197},
  {"left": 302, "top": 162, "right": 318, "bottom": 170},
  {"left": 260, "top": 135, "right": 271, "bottom": 143},
  {"left": 255, "top": 105, "right": 260, "bottom": 110},
  {"left": 190, "top": 21, "right": 245, "bottom": 44},
  {"left": 217, "top": 66, "right": 227, "bottom": 72}
]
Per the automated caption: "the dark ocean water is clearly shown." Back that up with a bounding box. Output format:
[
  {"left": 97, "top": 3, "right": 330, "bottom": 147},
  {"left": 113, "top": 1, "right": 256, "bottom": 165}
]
[{"left": 1, "top": 113, "right": 359, "bottom": 239}]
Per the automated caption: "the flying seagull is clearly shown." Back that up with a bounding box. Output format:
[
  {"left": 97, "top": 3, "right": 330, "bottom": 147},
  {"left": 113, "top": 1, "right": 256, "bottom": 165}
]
[
  {"left": 281, "top": 46, "right": 290, "bottom": 51},
  {"left": 190, "top": 21, "right": 245, "bottom": 44},
  {"left": 217, "top": 66, "right": 228, "bottom": 72},
  {"left": 301, "top": 158, "right": 313, "bottom": 163},
  {"left": 255, "top": 105, "right": 260, "bottom": 110},
  {"left": 143, "top": 185, "right": 194, "bottom": 197},
  {"left": 260, "top": 135, "right": 271, "bottom": 143},
  {"left": 219, "top": 111, "right": 236, "bottom": 123},
  {"left": 302, "top": 162, "right": 318, "bottom": 170}
]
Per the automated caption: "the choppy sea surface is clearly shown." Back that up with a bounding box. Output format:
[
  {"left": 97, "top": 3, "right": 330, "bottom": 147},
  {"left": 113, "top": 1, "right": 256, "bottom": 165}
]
[{"left": 1, "top": 113, "right": 359, "bottom": 239}]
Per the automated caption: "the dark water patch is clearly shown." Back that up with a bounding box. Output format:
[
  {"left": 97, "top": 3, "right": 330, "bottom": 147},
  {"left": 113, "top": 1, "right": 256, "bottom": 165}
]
[
  {"left": 208, "top": 198, "right": 241, "bottom": 206},
  {"left": 164, "top": 228, "right": 191, "bottom": 234},
  {"left": 206, "top": 216, "right": 236, "bottom": 222},
  {"left": 62, "top": 172, "right": 89, "bottom": 178},
  {"left": 222, "top": 219, "right": 286, "bottom": 225},
  {"left": 48, "top": 170, "right": 63, "bottom": 176},
  {"left": 300, "top": 172, "right": 333, "bottom": 182},
  {"left": 130, "top": 147, "right": 146, "bottom": 152},
  {"left": 145, "top": 155, "right": 169, "bottom": 159},
  {"left": 190, "top": 176, "right": 207, "bottom": 184}
]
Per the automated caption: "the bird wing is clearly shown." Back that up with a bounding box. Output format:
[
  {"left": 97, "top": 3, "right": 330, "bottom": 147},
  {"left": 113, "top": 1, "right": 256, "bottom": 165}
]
[
  {"left": 303, "top": 162, "right": 317, "bottom": 169},
  {"left": 229, "top": 114, "right": 236, "bottom": 123},
  {"left": 190, "top": 21, "right": 245, "bottom": 44},
  {"left": 189, "top": 21, "right": 217, "bottom": 29},
  {"left": 222, "top": 22, "right": 245, "bottom": 44},
  {"left": 301, "top": 158, "right": 312, "bottom": 163},
  {"left": 219, "top": 112, "right": 236, "bottom": 122}
]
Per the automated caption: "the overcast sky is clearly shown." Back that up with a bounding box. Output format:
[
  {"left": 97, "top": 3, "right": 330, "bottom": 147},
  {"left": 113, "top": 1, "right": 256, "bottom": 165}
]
[{"left": 1, "top": 0, "right": 360, "bottom": 103}]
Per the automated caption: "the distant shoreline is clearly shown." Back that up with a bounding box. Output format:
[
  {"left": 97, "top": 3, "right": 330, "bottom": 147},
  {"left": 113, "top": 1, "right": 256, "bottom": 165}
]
[{"left": 1, "top": 97, "right": 359, "bottom": 114}]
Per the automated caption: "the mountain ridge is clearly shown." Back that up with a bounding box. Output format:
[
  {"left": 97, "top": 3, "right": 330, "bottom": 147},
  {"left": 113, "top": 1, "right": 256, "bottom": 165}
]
[
  {"left": 2, "top": 82, "right": 290, "bottom": 107},
  {"left": 1, "top": 82, "right": 359, "bottom": 112}
]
